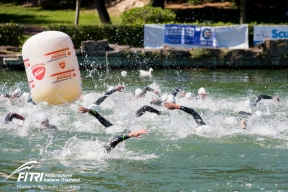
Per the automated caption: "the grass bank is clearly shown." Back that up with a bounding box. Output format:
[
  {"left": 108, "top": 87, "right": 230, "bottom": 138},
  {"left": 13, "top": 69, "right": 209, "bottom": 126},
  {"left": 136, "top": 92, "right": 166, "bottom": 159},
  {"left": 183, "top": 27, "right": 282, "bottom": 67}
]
[{"left": 0, "top": 3, "right": 121, "bottom": 27}]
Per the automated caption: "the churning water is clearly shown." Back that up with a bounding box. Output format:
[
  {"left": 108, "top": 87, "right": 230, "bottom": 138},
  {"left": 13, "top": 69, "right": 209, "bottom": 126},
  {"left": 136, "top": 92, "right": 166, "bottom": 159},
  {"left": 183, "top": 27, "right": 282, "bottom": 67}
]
[{"left": 0, "top": 68, "right": 288, "bottom": 191}]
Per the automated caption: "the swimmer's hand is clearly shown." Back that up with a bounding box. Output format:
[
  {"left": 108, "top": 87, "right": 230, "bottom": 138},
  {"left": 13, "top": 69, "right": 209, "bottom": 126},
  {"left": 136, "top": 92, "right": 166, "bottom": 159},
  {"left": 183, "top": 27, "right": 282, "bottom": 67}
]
[
  {"left": 273, "top": 96, "right": 280, "bottom": 102},
  {"left": 78, "top": 106, "right": 90, "bottom": 113},
  {"left": 164, "top": 102, "right": 181, "bottom": 110},
  {"left": 128, "top": 129, "right": 148, "bottom": 138},
  {"left": 116, "top": 85, "right": 125, "bottom": 91}
]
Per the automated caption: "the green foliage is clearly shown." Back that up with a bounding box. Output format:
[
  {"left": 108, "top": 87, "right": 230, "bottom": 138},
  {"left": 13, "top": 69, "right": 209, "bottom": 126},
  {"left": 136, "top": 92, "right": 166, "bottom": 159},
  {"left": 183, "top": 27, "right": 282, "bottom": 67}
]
[
  {"left": 0, "top": 23, "right": 25, "bottom": 46},
  {"left": 190, "top": 48, "right": 212, "bottom": 59},
  {"left": 187, "top": 0, "right": 202, "bottom": 5},
  {"left": 121, "top": 5, "right": 176, "bottom": 24},
  {"left": 48, "top": 24, "right": 144, "bottom": 48}
]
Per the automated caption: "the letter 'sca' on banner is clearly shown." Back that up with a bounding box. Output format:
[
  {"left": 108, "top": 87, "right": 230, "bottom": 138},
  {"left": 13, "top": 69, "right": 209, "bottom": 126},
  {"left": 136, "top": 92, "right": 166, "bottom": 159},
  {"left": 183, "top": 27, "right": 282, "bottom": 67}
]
[
  {"left": 253, "top": 25, "right": 288, "bottom": 45},
  {"left": 164, "top": 24, "right": 217, "bottom": 47}
]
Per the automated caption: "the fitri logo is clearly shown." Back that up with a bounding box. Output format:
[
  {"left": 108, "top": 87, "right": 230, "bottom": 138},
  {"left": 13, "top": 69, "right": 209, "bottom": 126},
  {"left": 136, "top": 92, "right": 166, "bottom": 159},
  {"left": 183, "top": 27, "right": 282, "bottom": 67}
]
[{"left": 5, "top": 161, "right": 44, "bottom": 182}]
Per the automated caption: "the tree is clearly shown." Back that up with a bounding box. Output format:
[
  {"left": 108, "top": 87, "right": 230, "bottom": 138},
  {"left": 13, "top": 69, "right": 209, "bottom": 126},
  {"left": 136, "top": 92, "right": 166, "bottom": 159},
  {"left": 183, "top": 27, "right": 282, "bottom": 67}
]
[
  {"left": 94, "top": 0, "right": 111, "bottom": 24},
  {"left": 239, "top": 0, "right": 246, "bottom": 24},
  {"left": 75, "top": 0, "right": 81, "bottom": 25},
  {"left": 151, "top": 0, "right": 164, "bottom": 9}
]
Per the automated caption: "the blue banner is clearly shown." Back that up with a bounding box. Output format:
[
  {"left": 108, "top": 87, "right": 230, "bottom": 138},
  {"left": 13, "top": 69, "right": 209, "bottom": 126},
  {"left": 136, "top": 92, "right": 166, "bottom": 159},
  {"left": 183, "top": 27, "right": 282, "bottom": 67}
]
[{"left": 164, "top": 24, "right": 216, "bottom": 47}]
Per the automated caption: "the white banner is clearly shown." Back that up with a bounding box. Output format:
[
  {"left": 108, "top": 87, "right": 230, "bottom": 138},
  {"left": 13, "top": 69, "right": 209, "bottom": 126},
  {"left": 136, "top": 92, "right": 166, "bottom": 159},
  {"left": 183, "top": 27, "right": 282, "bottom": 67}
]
[
  {"left": 254, "top": 25, "right": 288, "bottom": 45},
  {"left": 144, "top": 24, "right": 248, "bottom": 49}
]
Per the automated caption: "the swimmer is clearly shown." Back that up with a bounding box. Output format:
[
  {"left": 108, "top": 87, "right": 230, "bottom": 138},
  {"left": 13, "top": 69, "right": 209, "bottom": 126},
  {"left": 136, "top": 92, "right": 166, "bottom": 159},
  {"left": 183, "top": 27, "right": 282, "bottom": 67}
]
[
  {"left": 0, "top": 88, "right": 22, "bottom": 99},
  {"left": 40, "top": 117, "right": 58, "bottom": 130},
  {"left": 3, "top": 112, "right": 57, "bottom": 130},
  {"left": 164, "top": 102, "right": 206, "bottom": 126},
  {"left": 237, "top": 94, "right": 280, "bottom": 129},
  {"left": 78, "top": 106, "right": 113, "bottom": 128},
  {"left": 3, "top": 112, "right": 25, "bottom": 124},
  {"left": 104, "top": 128, "right": 147, "bottom": 152},
  {"left": 136, "top": 105, "right": 161, "bottom": 117}
]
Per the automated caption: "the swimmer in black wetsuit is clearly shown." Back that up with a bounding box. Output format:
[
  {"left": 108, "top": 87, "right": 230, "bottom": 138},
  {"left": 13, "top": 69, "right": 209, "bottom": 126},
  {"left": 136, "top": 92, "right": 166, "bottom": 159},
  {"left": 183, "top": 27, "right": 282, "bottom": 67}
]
[
  {"left": 40, "top": 117, "right": 58, "bottom": 130},
  {"left": 238, "top": 94, "right": 280, "bottom": 129},
  {"left": 78, "top": 106, "right": 113, "bottom": 127},
  {"left": 3, "top": 112, "right": 25, "bottom": 124},
  {"left": 163, "top": 102, "right": 206, "bottom": 126},
  {"left": 3, "top": 112, "right": 58, "bottom": 130},
  {"left": 104, "top": 128, "right": 147, "bottom": 152},
  {"left": 0, "top": 88, "right": 22, "bottom": 99}
]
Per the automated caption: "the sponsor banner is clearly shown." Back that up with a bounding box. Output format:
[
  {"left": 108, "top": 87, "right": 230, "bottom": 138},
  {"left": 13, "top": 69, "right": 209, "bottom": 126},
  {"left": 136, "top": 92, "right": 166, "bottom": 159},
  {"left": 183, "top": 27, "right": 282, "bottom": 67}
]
[
  {"left": 45, "top": 48, "right": 71, "bottom": 63},
  {"left": 164, "top": 24, "right": 216, "bottom": 47},
  {"left": 254, "top": 25, "right": 288, "bottom": 45},
  {"left": 144, "top": 24, "right": 248, "bottom": 49},
  {"left": 5, "top": 161, "right": 81, "bottom": 190}
]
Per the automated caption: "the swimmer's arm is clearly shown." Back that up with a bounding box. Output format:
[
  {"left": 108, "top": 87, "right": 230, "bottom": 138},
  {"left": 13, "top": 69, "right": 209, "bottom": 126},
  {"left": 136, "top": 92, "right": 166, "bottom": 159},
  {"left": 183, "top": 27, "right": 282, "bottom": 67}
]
[
  {"left": 143, "top": 87, "right": 160, "bottom": 96},
  {"left": 4, "top": 112, "right": 25, "bottom": 123},
  {"left": 171, "top": 87, "right": 183, "bottom": 97},
  {"left": 104, "top": 129, "right": 147, "bottom": 152},
  {"left": 93, "top": 85, "right": 124, "bottom": 105},
  {"left": 164, "top": 102, "right": 206, "bottom": 126},
  {"left": 253, "top": 94, "right": 279, "bottom": 104},
  {"left": 78, "top": 107, "right": 113, "bottom": 127},
  {"left": 136, "top": 105, "right": 161, "bottom": 117},
  {"left": 88, "top": 109, "right": 113, "bottom": 128}
]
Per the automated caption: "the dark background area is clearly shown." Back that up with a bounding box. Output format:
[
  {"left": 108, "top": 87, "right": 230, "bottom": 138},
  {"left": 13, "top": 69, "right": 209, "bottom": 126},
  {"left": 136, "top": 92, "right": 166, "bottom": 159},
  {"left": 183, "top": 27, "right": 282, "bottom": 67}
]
[{"left": 0, "top": 0, "right": 287, "bottom": 24}]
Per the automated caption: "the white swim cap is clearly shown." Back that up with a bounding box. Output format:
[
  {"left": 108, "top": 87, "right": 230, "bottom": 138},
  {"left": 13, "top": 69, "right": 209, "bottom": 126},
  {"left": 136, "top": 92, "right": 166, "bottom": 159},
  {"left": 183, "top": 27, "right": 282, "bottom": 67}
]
[
  {"left": 167, "top": 94, "right": 176, "bottom": 103},
  {"left": 198, "top": 87, "right": 206, "bottom": 95},
  {"left": 41, "top": 117, "right": 49, "bottom": 123},
  {"left": 88, "top": 104, "right": 101, "bottom": 111},
  {"left": 135, "top": 88, "right": 143, "bottom": 97},
  {"left": 12, "top": 88, "right": 22, "bottom": 97},
  {"left": 185, "top": 92, "right": 193, "bottom": 99},
  {"left": 107, "top": 86, "right": 115, "bottom": 92},
  {"left": 161, "top": 94, "right": 168, "bottom": 102}
]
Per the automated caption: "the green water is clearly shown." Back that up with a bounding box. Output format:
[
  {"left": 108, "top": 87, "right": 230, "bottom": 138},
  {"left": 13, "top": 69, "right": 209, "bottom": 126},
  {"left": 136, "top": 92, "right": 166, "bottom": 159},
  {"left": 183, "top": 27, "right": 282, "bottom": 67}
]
[{"left": 0, "top": 69, "right": 288, "bottom": 191}]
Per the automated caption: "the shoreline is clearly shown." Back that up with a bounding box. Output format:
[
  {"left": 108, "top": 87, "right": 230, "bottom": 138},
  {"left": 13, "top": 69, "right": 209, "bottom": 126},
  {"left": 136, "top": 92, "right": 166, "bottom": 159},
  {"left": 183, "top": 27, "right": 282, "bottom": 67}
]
[{"left": 1, "top": 39, "right": 288, "bottom": 70}]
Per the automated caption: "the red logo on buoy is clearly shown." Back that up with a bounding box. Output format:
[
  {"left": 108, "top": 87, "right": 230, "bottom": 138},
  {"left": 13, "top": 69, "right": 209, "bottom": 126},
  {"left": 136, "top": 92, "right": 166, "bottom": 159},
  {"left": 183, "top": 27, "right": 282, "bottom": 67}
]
[
  {"left": 32, "top": 67, "right": 45, "bottom": 80},
  {"left": 59, "top": 61, "right": 66, "bottom": 69}
]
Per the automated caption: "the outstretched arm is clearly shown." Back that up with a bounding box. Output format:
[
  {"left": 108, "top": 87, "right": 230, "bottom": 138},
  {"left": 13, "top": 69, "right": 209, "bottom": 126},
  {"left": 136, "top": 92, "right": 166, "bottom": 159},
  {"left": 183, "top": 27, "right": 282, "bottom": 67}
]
[
  {"left": 4, "top": 112, "right": 25, "bottom": 124},
  {"left": 136, "top": 105, "right": 161, "bottom": 117},
  {"left": 143, "top": 87, "right": 160, "bottom": 97},
  {"left": 93, "top": 85, "right": 124, "bottom": 105},
  {"left": 164, "top": 102, "right": 206, "bottom": 126},
  {"left": 253, "top": 94, "right": 280, "bottom": 104},
  {"left": 104, "top": 129, "right": 148, "bottom": 152},
  {"left": 78, "top": 107, "right": 113, "bottom": 128}
]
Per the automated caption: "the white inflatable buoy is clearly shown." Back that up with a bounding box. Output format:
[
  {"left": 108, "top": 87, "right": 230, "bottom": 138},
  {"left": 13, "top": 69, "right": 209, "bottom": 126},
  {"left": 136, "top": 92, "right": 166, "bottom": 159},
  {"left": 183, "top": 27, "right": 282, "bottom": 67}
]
[{"left": 22, "top": 31, "right": 82, "bottom": 105}]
